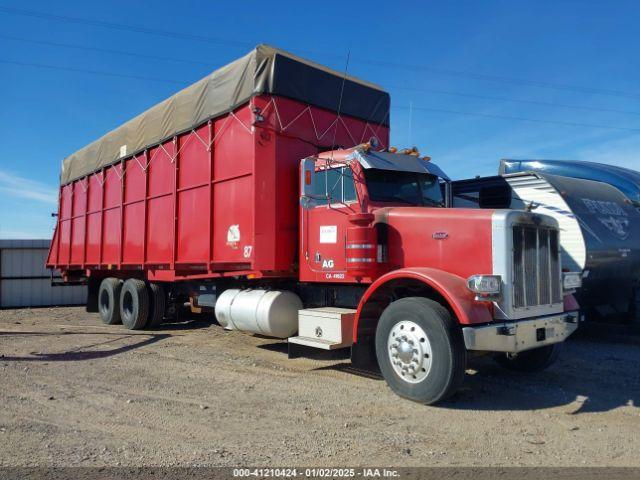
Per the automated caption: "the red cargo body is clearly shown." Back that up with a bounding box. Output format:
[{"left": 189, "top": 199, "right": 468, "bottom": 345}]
[{"left": 47, "top": 95, "right": 390, "bottom": 281}]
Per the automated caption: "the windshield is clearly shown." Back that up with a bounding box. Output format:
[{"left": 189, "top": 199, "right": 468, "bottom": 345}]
[{"left": 364, "top": 169, "right": 444, "bottom": 206}]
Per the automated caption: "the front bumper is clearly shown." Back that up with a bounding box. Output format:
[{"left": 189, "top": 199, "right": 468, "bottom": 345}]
[{"left": 462, "top": 312, "right": 578, "bottom": 353}]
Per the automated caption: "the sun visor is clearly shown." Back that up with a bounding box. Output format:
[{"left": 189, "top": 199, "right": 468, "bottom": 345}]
[{"left": 350, "top": 150, "right": 450, "bottom": 180}]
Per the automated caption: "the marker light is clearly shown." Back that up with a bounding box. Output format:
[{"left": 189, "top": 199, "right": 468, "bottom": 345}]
[
  {"left": 467, "top": 275, "right": 502, "bottom": 301},
  {"left": 563, "top": 272, "right": 582, "bottom": 291}
]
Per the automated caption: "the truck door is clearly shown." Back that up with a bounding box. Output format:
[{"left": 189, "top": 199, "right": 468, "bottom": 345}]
[{"left": 300, "top": 164, "right": 359, "bottom": 282}]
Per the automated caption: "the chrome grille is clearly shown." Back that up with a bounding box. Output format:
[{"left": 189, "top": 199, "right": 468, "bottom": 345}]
[{"left": 512, "top": 225, "right": 562, "bottom": 308}]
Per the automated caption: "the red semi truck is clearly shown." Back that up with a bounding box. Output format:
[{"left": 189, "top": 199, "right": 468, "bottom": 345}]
[{"left": 47, "top": 45, "right": 582, "bottom": 404}]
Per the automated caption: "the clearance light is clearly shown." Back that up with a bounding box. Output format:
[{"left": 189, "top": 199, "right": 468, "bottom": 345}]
[
  {"left": 467, "top": 275, "right": 502, "bottom": 301},
  {"left": 389, "top": 146, "right": 398, "bottom": 153},
  {"left": 563, "top": 272, "right": 582, "bottom": 291},
  {"left": 401, "top": 147, "right": 420, "bottom": 156}
]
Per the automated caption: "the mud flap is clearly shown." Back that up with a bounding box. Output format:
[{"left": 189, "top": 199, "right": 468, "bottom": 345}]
[
  {"left": 351, "top": 336, "right": 377, "bottom": 368},
  {"left": 86, "top": 277, "right": 100, "bottom": 313}
]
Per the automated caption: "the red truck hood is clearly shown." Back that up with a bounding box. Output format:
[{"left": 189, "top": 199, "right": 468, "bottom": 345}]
[{"left": 373, "top": 206, "right": 496, "bottom": 280}]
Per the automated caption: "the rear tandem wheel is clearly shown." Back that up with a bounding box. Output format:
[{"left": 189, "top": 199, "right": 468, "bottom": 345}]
[
  {"left": 98, "top": 278, "right": 122, "bottom": 325},
  {"left": 147, "top": 282, "right": 166, "bottom": 328},
  {"left": 120, "top": 279, "right": 150, "bottom": 330}
]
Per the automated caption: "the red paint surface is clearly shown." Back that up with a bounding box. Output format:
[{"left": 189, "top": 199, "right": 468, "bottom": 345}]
[
  {"left": 299, "top": 152, "right": 494, "bottom": 285},
  {"left": 48, "top": 96, "right": 514, "bottom": 339},
  {"left": 379, "top": 207, "right": 494, "bottom": 279},
  {"left": 353, "top": 268, "right": 494, "bottom": 340},
  {"left": 47, "top": 96, "right": 390, "bottom": 280},
  {"left": 345, "top": 223, "right": 377, "bottom": 277},
  {"left": 296, "top": 150, "right": 499, "bottom": 337}
]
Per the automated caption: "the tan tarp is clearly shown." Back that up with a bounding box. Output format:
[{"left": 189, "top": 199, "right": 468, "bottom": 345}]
[{"left": 60, "top": 44, "right": 389, "bottom": 184}]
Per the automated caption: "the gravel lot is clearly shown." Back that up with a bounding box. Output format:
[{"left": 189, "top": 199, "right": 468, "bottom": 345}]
[{"left": 0, "top": 306, "right": 638, "bottom": 467}]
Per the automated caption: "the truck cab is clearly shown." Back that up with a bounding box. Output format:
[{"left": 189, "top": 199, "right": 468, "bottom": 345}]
[
  {"left": 299, "top": 146, "right": 451, "bottom": 284},
  {"left": 296, "top": 144, "right": 581, "bottom": 404}
]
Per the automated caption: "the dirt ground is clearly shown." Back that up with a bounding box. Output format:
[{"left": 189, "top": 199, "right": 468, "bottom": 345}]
[{"left": 0, "top": 306, "right": 638, "bottom": 468}]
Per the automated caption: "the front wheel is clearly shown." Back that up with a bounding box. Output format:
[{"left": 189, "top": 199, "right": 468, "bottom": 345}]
[
  {"left": 375, "top": 297, "right": 466, "bottom": 405},
  {"left": 494, "top": 344, "right": 560, "bottom": 372}
]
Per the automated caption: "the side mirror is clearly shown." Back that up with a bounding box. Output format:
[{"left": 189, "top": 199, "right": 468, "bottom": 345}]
[
  {"left": 300, "top": 158, "right": 317, "bottom": 199},
  {"left": 300, "top": 158, "right": 325, "bottom": 209}
]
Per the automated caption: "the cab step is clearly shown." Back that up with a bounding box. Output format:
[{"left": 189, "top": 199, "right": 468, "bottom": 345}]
[{"left": 288, "top": 307, "right": 356, "bottom": 358}]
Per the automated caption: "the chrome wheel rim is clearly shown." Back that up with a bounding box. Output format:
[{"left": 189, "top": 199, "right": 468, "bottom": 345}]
[{"left": 387, "top": 320, "right": 432, "bottom": 383}]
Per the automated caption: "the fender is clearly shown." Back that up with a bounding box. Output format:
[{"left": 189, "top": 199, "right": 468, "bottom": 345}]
[{"left": 353, "top": 267, "right": 493, "bottom": 343}]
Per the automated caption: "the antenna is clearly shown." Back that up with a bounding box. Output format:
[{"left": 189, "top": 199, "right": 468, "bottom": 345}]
[
  {"left": 330, "top": 50, "right": 351, "bottom": 159},
  {"left": 408, "top": 100, "right": 413, "bottom": 147},
  {"left": 326, "top": 50, "right": 351, "bottom": 203}
]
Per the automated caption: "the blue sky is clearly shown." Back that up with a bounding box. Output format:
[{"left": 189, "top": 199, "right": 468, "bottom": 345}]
[{"left": 1, "top": 1, "right": 639, "bottom": 238}]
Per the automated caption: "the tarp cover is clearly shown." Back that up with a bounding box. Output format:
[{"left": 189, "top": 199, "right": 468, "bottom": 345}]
[{"left": 60, "top": 44, "right": 390, "bottom": 184}]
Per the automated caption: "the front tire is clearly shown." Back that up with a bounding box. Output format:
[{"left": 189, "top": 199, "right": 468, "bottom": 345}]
[
  {"left": 120, "top": 279, "right": 150, "bottom": 330},
  {"left": 375, "top": 297, "right": 466, "bottom": 405},
  {"left": 494, "top": 344, "right": 560, "bottom": 372}
]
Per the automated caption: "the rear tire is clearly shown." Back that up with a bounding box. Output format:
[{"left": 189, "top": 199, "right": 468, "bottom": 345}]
[
  {"left": 147, "top": 282, "right": 166, "bottom": 329},
  {"left": 120, "top": 279, "right": 150, "bottom": 330},
  {"left": 98, "top": 278, "right": 122, "bottom": 325},
  {"left": 375, "top": 297, "right": 466, "bottom": 405},
  {"left": 494, "top": 344, "right": 560, "bottom": 372}
]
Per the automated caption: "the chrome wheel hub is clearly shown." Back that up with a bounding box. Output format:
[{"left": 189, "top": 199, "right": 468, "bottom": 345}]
[{"left": 387, "top": 320, "right": 432, "bottom": 383}]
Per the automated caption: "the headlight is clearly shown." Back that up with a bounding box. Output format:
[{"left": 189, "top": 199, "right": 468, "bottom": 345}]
[
  {"left": 563, "top": 272, "right": 582, "bottom": 291},
  {"left": 467, "top": 275, "right": 502, "bottom": 301}
]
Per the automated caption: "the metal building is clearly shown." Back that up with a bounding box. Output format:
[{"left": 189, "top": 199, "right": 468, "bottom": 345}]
[{"left": 0, "top": 239, "right": 86, "bottom": 308}]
